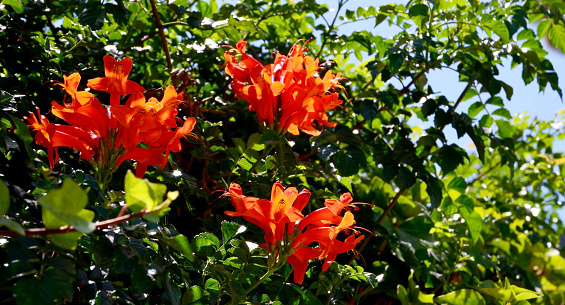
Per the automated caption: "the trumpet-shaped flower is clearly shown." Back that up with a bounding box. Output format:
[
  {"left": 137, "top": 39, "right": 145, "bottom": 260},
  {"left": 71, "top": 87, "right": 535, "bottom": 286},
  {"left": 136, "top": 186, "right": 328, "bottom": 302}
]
[
  {"left": 224, "top": 40, "right": 344, "bottom": 136},
  {"left": 225, "top": 182, "right": 367, "bottom": 284},
  {"left": 87, "top": 55, "right": 145, "bottom": 105},
  {"left": 225, "top": 182, "right": 310, "bottom": 246},
  {"left": 26, "top": 55, "right": 198, "bottom": 185}
]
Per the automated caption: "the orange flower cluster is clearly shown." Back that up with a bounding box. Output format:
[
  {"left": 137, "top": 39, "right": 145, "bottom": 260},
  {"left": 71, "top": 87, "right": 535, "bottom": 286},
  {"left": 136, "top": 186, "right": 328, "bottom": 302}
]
[
  {"left": 25, "top": 55, "right": 196, "bottom": 183},
  {"left": 226, "top": 182, "right": 365, "bottom": 284},
  {"left": 224, "top": 40, "right": 344, "bottom": 136}
]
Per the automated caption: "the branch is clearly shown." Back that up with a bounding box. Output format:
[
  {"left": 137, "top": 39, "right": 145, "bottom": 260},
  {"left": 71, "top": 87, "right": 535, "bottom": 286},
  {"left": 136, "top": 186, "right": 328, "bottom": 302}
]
[
  {"left": 376, "top": 190, "right": 402, "bottom": 225},
  {"left": 466, "top": 161, "right": 500, "bottom": 186},
  {"left": 347, "top": 190, "right": 402, "bottom": 264},
  {"left": 398, "top": 68, "right": 429, "bottom": 96},
  {"left": 452, "top": 81, "right": 473, "bottom": 112},
  {"left": 316, "top": 0, "right": 345, "bottom": 59},
  {"left": 439, "top": 80, "right": 473, "bottom": 132},
  {"left": 149, "top": 0, "right": 173, "bottom": 73},
  {"left": 0, "top": 209, "right": 154, "bottom": 237}
]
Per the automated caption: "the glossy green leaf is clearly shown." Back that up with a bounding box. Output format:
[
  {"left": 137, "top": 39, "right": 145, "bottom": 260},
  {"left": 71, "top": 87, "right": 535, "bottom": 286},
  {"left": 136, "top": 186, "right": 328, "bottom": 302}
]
[
  {"left": 488, "top": 20, "right": 510, "bottom": 42},
  {"left": 194, "top": 232, "right": 220, "bottom": 256},
  {"left": 459, "top": 207, "right": 482, "bottom": 245},
  {"left": 537, "top": 19, "right": 552, "bottom": 38},
  {"left": 548, "top": 24, "right": 565, "bottom": 54},
  {"left": 435, "top": 289, "right": 486, "bottom": 305},
  {"left": 0, "top": 217, "right": 25, "bottom": 236},
  {"left": 3, "top": 0, "right": 24, "bottom": 13},
  {"left": 124, "top": 171, "right": 167, "bottom": 213},
  {"left": 13, "top": 268, "right": 74, "bottom": 305},
  {"left": 38, "top": 178, "right": 94, "bottom": 234},
  {"left": 221, "top": 221, "right": 245, "bottom": 244},
  {"left": 164, "top": 235, "right": 195, "bottom": 262}
]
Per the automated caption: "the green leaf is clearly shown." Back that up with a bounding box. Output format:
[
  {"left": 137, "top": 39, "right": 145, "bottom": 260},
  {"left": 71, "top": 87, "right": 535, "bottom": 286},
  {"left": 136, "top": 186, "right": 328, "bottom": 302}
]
[
  {"left": 459, "top": 207, "right": 482, "bottom": 245},
  {"left": 476, "top": 280, "right": 512, "bottom": 301},
  {"left": 238, "top": 157, "right": 254, "bottom": 171},
  {"left": 0, "top": 217, "right": 25, "bottom": 236},
  {"left": 164, "top": 235, "right": 195, "bottom": 262},
  {"left": 38, "top": 178, "right": 94, "bottom": 234},
  {"left": 247, "top": 132, "right": 265, "bottom": 151},
  {"left": 499, "top": 81, "right": 514, "bottom": 100},
  {"left": 492, "top": 108, "right": 512, "bottom": 119},
  {"left": 8, "top": 114, "right": 36, "bottom": 159},
  {"left": 496, "top": 120, "right": 514, "bottom": 139},
  {"left": 13, "top": 268, "right": 74, "bottom": 305},
  {"left": 435, "top": 289, "right": 486, "bottom": 305},
  {"left": 43, "top": 208, "right": 93, "bottom": 250},
  {"left": 468, "top": 102, "right": 485, "bottom": 118},
  {"left": 205, "top": 278, "right": 220, "bottom": 295},
  {"left": 3, "top": 0, "right": 24, "bottom": 13},
  {"left": 397, "top": 167, "right": 416, "bottom": 190},
  {"left": 334, "top": 151, "right": 360, "bottom": 177},
  {"left": 221, "top": 221, "right": 245, "bottom": 244},
  {"left": 447, "top": 176, "right": 466, "bottom": 199},
  {"left": 488, "top": 20, "right": 509, "bottom": 42},
  {"left": 78, "top": 1, "right": 108, "bottom": 30},
  {"left": 0, "top": 181, "right": 8, "bottom": 216},
  {"left": 537, "top": 19, "right": 552, "bottom": 38},
  {"left": 124, "top": 171, "right": 167, "bottom": 213},
  {"left": 548, "top": 24, "right": 565, "bottom": 54},
  {"left": 440, "top": 196, "right": 458, "bottom": 215},
  {"left": 196, "top": 1, "right": 212, "bottom": 17},
  {"left": 437, "top": 145, "right": 466, "bottom": 173},
  {"left": 233, "top": 138, "right": 246, "bottom": 153},
  {"left": 397, "top": 285, "right": 410, "bottom": 305},
  {"left": 193, "top": 232, "right": 220, "bottom": 256},
  {"left": 182, "top": 285, "right": 206, "bottom": 304},
  {"left": 408, "top": 4, "right": 428, "bottom": 28}
]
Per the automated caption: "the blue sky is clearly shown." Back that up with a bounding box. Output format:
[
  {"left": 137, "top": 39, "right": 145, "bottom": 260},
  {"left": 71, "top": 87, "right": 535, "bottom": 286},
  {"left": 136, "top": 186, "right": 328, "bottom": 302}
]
[{"left": 316, "top": 0, "right": 565, "bottom": 152}]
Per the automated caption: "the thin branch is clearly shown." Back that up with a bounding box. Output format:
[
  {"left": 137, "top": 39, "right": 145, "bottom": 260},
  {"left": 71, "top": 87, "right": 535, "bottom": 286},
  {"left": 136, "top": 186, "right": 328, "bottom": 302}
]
[
  {"left": 0, "top": 209, "right": 155, "bottom": 237},
  {"left": 149, "top": 0, "right": 173, "bottom": 73},
  {"left": 398, "top": 68, "right": 429, "bottom": 96},
  {"left": 376, "top": 190, "right": 402, "bottom": 225},
  {"left": 316, "top": 0, "right": 345, "bottom": 58},
  {"left": 438, "top": 80, "right": 473, "bottom": 132},
  {"left": 466, "top": 161, "right": 501, "bottom": 186},
  {"left": 452, "top": 81, "right": 473, "bottom": 112},
  {"left": 347, "top": 190, "right": 402, "bottom": 264}
]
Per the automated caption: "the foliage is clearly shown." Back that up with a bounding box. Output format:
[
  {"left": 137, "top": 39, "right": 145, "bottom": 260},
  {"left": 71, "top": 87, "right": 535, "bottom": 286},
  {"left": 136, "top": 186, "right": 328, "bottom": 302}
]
[{"left": 1, "top": 0, "right": 565, "bottom": 304}]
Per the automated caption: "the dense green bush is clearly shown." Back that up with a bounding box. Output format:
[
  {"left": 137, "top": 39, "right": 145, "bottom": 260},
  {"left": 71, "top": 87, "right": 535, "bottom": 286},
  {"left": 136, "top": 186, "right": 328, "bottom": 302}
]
[{"left": 1, "top": 0, "right": 565, "bottom": 304}]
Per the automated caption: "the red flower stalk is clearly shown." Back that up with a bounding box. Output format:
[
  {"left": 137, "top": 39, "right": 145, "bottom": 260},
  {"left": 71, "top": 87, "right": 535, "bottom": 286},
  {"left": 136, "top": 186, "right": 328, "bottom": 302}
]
[
  {"left": 225, "top": 182, "right": 367, "bottom": 284},
  {"left": 25, "top": 55, "right": 197, "bottom": 188},
  {"left": 224, "top": 40, "right": 344, "bottom": 136}
]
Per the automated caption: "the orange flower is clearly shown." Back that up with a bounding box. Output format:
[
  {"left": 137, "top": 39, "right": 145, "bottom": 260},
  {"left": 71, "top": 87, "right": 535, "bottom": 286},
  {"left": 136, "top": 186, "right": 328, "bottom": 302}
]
[
  {"left": 225, "top": 183, "right": 367, "bottom": 284},
  {"left": 224, "top": 40, "right": 344, "bottom": 136},
  {"left": 27, "top": 55, "right": 198, "bottom": 184},
  {"left": 25, "top": 108, "right": 96, "bottom": 169},
  {"left": 87, "top": 55, "right": 145, "bottom": 105},
  {"left": 225, "top": 182, "right": 310, "bottom": 246},
  {"left": 56, "top": 73, "right": 97, "bottom": 108}
]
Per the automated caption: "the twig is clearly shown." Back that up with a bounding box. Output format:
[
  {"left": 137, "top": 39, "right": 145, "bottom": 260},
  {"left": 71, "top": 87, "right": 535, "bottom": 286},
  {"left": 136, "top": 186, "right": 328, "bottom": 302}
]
[
  {"left": 0, "top": 209, "right": 154, "bottom": 237},
  {"left": 316, "top": 0, "right": 346, "bottom": 59},
  {"left": 398, "top": 68, "right": 429, "bottom": 96},
  {"left": 452, "top": 81, "right": 473, "bottom": 112},
  {"left": 376, "top": 190, "right": 402, "bottom": 225},
  {"left": 466, "top": 161, "right": 500, "bottom": 186},
  {"left": 347, "top": 190, "right": 402, "bottom": 264},
  {"left": 149, "top": 0, "right": 173, "bottom": 73},
  {"left": 297, "top": 148, "right": 318, "bottom": 161},
  {"left": 439, "top": 80, "right": 473, "bottom": 132}
]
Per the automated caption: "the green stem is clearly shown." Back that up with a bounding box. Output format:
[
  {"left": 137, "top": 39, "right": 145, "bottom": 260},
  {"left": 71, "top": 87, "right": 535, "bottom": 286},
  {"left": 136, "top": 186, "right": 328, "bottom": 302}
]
[{"left": 244, "top": 268, "right": 276, "bottom": 296}]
